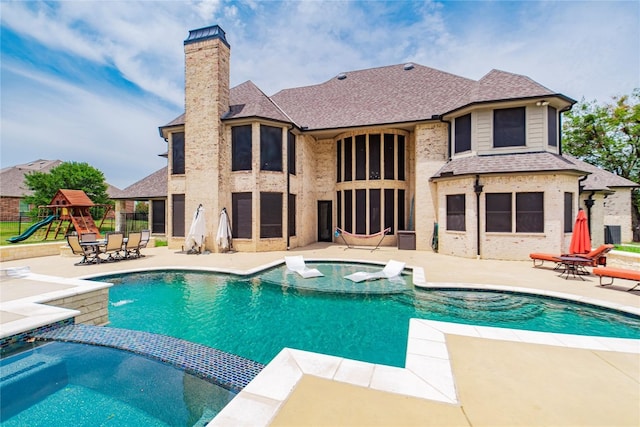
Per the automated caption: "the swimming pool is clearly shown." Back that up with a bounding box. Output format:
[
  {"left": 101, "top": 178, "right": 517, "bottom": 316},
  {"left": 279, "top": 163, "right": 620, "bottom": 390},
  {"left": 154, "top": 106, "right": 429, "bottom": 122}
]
[
  {"left": 101, "top": 263, "right": 640, "bottom": 368},
  {"left": 0, "top": 341, "right": 235, "bottom": 426}
]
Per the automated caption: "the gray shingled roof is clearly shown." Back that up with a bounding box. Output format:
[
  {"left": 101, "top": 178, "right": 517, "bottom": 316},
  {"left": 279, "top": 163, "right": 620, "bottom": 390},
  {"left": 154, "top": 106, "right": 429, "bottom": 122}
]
[
  {"left": 271, "top": 63, "right": 477, "bottom": 129},
  {"left": 431, "top": 152, "right": 589, "bottom": 178},
  {"left": 0, "top": 160, "right": 62, "bottom": 197},
  {"left": 161, "top": 62, "right": 565, "bottom": 131},
  {"left": 563, "top": 154, "right": 638, "bottom": 190},
  {"left": 223, "top": 80, "right": 291, "bottom": 123},
  {"left": 115, "top": 167, "right": 168, "bottom": 199}
]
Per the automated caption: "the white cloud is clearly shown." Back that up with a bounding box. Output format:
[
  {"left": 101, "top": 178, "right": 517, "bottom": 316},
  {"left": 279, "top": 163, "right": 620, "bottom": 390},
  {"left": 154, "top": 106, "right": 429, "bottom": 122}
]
[{"left": 1, "top": 0, "right": 638, "bottom": 189}]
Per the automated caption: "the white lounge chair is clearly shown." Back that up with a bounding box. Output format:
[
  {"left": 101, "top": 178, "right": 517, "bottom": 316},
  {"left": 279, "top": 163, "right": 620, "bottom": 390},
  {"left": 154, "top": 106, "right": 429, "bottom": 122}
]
[
  {"left": 344, "top": 260, "right": 406, "bottom": 283},
  {"left": 284, "top": 256, "right": 324, "bottom": 278}
]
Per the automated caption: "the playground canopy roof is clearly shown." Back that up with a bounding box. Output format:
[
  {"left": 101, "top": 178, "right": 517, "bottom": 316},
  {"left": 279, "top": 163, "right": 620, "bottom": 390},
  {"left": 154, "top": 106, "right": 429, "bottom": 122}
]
[{"left": 47, "top": 189, "right": 95, "bottom": 207}]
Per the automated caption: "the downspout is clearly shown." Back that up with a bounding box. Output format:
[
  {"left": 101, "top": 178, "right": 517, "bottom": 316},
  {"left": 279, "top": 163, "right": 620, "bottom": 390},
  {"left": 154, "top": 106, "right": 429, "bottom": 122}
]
[{"left": 474, "top": 175, "right": 484, "bottom": 258}]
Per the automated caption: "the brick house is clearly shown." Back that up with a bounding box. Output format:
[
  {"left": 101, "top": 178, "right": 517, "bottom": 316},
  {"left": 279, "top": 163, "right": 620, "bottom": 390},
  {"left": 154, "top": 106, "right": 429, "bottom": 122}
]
[
  {"left": 0, "top": 159, "right": 126, "bottom": 222},
  {"left": 0, "top": 160, "right": 62, "bottom": 221},
  {"left": 157, "top": 25, "right": 636, "bottom": 259}
]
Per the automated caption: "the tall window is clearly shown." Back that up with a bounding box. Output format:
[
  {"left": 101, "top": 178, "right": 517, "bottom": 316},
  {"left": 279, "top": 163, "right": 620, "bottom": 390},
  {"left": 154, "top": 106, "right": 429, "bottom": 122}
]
[
  {"left": 384, "top": 134, "right": 395, "bottom": 179},
  {"left": 494, "top": 107, "right": 525, "bottom": 147},
  {"left": 397, "top": 189, "right": 405, "bottom": 230},
  {"left": 171, "top": 194, "right": 185, "bottom": 237},
  {"left": 260, "top": 125, "right": 282, "bottom": 171},
  {"left": 369, "top": 189, "right": 381, "bottom": 234},
  {"left": 486, "top": 193, "right": 512, "bottom": 232},
  {"left": 355, "top": 135, "right": 366, "bottom": 180},
  {"left": 548, "top": 106, "right": 557, "bottom": 147},
  {"left": 232, "top": 125, "right": 252, "bottom": 171},
  {"left": 260, "top": 192, "right": 282, "bottom": 238},
  {"left": 344, "top": 137, "right": 352, "bottom": 182},
  {"left": 455, "top": 114, "right": 471, "bottom": 153},
  {"left": 516, "top": 192, "right": 544, "bottom": 232},
  {"left": 384, "top": 189, "right": 394, "bottom": 234},
  {"left": 564, "top": 192, "right": 573, "bottom": 232},
  {"left": 288, "top": 131, "right": 296, "bottom": 175},
  {"left": 288, "top": 193, "right": 296, "bottom": 237},
  {"left": 232, "top": 193, "right": 252, "bottom": 238},
  {"left": 369, "top": 134, "right": 381, "bottom": 180},
  {"left": 171, "top": 132, "right": 185, "bottom": 175},
  {"left": 355, "top": 189, "right": 366, "bottom": 234},
  {"left": 336, "top": 140, "right": 342, "bottom": 182},
  {"left": 397, "top": 135, "right": 405, "bottom": 181},
  {"left": 446, "top": 194, "right": 466, "bottom": 231},
  {"left": 344, "top": 190, "right": 353, "bottom": 233}
]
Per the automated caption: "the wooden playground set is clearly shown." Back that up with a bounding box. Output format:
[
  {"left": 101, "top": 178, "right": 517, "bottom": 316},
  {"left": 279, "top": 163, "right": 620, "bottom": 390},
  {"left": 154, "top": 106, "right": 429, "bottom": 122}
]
[{"left": 7, "top": 189, "right": 112, "bottom": 243}]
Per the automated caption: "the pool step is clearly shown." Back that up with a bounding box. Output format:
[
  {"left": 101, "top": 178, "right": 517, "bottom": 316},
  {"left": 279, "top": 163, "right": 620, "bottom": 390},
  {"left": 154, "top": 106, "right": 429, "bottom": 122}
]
[{"left": 32, "top": 324, "right": 264, "bottom": 393}]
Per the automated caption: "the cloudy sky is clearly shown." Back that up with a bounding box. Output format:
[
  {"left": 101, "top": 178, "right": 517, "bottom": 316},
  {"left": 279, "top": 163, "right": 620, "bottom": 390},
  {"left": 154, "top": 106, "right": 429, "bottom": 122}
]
[{"left": 1, "top": 1, "right": 638, "bottom": 189}]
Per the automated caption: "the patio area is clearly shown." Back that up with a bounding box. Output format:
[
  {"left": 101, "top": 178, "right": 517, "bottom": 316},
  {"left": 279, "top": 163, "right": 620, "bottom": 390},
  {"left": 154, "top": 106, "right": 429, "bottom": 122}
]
[{"left": 1, "top": 243, "right": 639, "bottom": 426}]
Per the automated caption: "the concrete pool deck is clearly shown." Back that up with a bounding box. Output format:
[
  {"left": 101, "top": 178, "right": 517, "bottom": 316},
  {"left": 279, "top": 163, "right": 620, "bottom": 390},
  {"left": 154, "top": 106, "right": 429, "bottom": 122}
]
[{"left": 1, "top": 243, "right": 639, "bottom": 426}]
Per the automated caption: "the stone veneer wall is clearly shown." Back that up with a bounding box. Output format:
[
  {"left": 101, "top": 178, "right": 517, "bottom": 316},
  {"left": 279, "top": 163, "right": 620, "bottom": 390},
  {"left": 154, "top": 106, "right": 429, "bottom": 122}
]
[
  {"left": 0, "top": 242, "right": 63, "bottom": 262},
  {"left": 600, "top": 188, "right": 634, "bottom": 245},
  {"left": 45, "top": 288, "right": 110, "bottom": 326},
  {"left": 414, "top": 123, "right": 448, "bottom": 251},
  {"left": 479, "top": 173, "right": 577, "bottom": 260}
]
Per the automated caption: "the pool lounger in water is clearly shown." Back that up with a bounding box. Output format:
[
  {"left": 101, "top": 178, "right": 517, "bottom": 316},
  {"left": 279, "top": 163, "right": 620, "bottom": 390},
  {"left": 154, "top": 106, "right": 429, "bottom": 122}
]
[
  {"left": 344, "top": 260, "right": 406, "bottom": 283},
  {"left": 284, "top": 256, "right": 324, "bottom": 278}
]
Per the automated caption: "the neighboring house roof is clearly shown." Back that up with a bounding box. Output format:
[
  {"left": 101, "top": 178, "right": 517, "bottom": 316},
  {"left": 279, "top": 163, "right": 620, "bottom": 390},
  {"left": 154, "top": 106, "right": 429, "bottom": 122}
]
[
  {"left": 0, "top": 159, "right": 62, "bottom": 197},
  {"left": 0, "top": 159, "right": 123, "bottom": 199},
  {"left": 161, "top": 63, "right": 568, "bottom": 131},
  {"left": 431, "top": 152, "right": 589, "bottom": 178},
  {"left": 563, "top": 154, "right": 639, "bottom": 190},
  {"left": 107, "top": 184, "right": 126, "bottom": 199},
  {"left": 115, "top": 167, "right": 168, "bottom": 200}
]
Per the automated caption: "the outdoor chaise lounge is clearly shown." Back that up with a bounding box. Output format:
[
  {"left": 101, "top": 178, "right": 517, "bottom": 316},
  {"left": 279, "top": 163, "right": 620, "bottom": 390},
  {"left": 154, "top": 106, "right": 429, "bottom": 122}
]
[
  {"left": 593, "top": 267, "right": 640, "bottom": 291},
  {"left": 344, "top": 260, "right": 406, "bottom": 283},
  {"left": 284, "top": 256, "right": 324, "bottom": 278},
  {"left": 529, "top": 244, "right": 614, "bottom": 268}
]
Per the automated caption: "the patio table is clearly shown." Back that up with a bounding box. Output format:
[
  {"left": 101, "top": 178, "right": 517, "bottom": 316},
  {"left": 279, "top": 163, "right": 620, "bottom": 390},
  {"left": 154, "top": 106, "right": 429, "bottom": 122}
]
[{"left": 558, "top": 256, "right": 590, "bottom": 280}]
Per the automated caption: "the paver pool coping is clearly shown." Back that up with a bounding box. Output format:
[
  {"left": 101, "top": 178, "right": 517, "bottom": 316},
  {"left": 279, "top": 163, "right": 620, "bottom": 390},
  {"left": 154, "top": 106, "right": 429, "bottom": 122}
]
[{"left": 2, "top": 260, "right": 639, "bottom": 427}]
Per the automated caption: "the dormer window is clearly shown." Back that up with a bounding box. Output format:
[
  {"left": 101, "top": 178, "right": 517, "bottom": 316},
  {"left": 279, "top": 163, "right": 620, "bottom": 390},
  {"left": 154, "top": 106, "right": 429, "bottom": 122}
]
[{"left": 494, "top": 107, "right": 525, "bottom": 147}]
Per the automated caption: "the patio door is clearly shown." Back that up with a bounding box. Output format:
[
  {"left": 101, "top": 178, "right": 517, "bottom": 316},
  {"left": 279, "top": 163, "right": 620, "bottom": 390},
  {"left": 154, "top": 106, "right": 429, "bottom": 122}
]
[{"left": 317, "top": 201, "right": 332, "bottom": 242}]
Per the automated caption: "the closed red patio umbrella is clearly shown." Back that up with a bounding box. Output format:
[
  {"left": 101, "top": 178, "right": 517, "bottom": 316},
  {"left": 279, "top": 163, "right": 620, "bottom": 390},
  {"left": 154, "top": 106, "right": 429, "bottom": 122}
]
[{"left": 569, "top": 209, "right": 591, "bottom": 254}]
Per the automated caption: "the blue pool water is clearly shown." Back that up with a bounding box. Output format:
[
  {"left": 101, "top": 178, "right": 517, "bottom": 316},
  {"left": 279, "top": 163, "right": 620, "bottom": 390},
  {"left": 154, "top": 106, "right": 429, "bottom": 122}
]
[
  {"left": 0, "top": 342, "right": 234, "bottom": 426},
  {"left": 102, "top": 263, "right": 640, "bottom": 368}
]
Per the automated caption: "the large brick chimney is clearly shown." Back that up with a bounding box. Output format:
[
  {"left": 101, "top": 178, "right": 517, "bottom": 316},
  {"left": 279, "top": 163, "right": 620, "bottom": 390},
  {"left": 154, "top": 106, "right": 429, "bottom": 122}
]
[{"left": 183, "top": 25, "right": 230, "bottom": 250}]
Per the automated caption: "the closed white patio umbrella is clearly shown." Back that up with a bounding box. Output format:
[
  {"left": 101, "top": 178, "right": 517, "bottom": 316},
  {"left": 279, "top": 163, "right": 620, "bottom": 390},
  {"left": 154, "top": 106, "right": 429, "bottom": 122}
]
[
  {"left": 185, "top": 204, "right": 206, "bottom": 254},
  {"left": 216, "top": 207, "right": 233, "bottom": 252}
]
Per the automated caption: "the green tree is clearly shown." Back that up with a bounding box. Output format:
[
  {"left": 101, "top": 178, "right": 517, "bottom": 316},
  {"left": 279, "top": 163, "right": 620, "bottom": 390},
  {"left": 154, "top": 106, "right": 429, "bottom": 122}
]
[
  {"left": 23, "top": 162, "right": 110, "bottom": 215},
  {"left": 562, "top": 89, "right": 640, "bottom": 240}
]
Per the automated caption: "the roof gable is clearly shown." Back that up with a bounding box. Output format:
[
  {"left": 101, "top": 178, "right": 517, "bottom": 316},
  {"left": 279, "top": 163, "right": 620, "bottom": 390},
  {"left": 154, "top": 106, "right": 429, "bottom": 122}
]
[
  {"left": 224, "top": 81, "right": 291, "bottom": 123},
  {"left": 51, "top": 189, "right": 95, "bottom": 206}
]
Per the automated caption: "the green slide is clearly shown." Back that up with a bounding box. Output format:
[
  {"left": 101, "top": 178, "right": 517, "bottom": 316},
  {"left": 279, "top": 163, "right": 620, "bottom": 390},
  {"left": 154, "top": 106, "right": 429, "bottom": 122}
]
[{"left": 7, "top": 215, "right": 57, "bottom": 243}]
